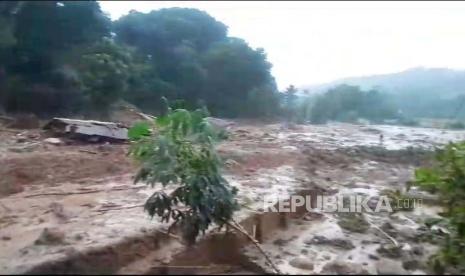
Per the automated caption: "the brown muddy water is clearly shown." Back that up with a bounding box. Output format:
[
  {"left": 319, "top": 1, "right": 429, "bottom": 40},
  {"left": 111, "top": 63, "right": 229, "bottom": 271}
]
[{"left": 1, "top": 122, "right": 464, "bottom": 274}]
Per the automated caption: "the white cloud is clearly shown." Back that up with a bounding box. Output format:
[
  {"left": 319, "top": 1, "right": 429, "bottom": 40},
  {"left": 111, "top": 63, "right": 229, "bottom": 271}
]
[{"left": 99, "top": 1, "right": 465, "bottom": 90}]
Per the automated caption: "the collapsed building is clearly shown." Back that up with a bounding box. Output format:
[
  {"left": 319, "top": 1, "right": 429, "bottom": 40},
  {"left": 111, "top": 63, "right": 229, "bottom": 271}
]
[{"left": 43, "top": 118, "right": 128, "bottom": 143}]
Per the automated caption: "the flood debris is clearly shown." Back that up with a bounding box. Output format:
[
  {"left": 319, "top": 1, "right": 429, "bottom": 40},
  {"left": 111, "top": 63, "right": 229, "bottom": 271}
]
[
  {"left": 2, "top": 121, "right": 465, "bottom": 274},
  {"left": 304, "top": 235, "right": 355, "bottom": 250},
  {"left": 206, "top": 117, "right": 236, "bottom": 129},
  {"left": 288, "top": 257, "right": 314, "bottom": 270},
  {"left": 8, "top": 142, "right": 40, "bottom": 153},
  {"left": 43, "top": 118, "right": 128, "bottom": 142},
  {"left": 377, "top": 243, "right": 403, "bottom": 259},
  {"left": 322, "top": 260, "right": 369, "bottom": 274},
  {"left": 376, "top": 258, "right": 408, "bottom": 275},
  {"left": 34, "top": 228, "right": 66, "bottom": 246},
  {"left": 43, "top": 137, "right": 63, "bottom": 145},
  {"left": 6, "top": 114, "right": 40, "bottom": 129},
  {"left": 336, "top": 212, "right": 370, "bottom": 233}
]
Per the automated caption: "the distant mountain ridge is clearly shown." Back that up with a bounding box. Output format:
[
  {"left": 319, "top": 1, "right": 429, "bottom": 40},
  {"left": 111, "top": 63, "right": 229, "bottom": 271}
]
[
  {"left": 301, "top": 67, "right": 465, "bottom": 99},
  {"left": 299, "top": 67, "right": 465, "bottom": 119}
]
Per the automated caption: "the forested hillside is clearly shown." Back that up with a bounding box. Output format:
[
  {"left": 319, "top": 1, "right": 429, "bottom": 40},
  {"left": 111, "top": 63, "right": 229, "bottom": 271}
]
[
  {"left": 2, "top": 1, "right": 462, "bottom": 124},
  {"left": 302, "top": 67, "right": 465, "bottom": 119},
  {"left": 0, "top": 1, "right": 281, "bottom": 118}
]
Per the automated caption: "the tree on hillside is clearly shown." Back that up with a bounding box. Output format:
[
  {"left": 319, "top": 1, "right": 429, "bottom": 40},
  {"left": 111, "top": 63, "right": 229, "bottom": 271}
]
[
  {"left": 201, "top": 38, "right": 276, "bottom": 117},
  {"left": 1, "top": 4, "right": 280, "bottom": 118},
  {"left": 1, "top": 0, "right": 112, "bottom": 116},
  {"left": 114, "top": 9, "right": 277, "bottom": 117},
  {"left": 309, "top": 84, "right": 397, "bottom": 124},
  {"left": 281, "top": 84, "right": 299, "bottom": 121},
  {"left": 72, "top": 38, "right": 136, "bottom": 114}
]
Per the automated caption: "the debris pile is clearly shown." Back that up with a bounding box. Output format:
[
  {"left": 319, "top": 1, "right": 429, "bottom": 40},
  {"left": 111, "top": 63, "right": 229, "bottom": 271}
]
[{"left": 43, "top": 118, "right": 128, "bottom": 143}]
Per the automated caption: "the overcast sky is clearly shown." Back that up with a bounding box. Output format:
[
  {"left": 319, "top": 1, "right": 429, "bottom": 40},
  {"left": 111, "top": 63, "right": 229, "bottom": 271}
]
[{"left": 99, "top": 1, "right": 465, "bottom": 90}]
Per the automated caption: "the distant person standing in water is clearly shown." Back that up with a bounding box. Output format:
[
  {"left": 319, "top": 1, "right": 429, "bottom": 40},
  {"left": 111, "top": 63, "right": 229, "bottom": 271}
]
[{"left": 379, "top": 133, "right": 384, "bottom": 145}]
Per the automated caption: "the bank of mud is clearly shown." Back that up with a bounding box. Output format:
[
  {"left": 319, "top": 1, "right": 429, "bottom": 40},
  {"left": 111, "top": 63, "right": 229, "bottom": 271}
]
[{"left": 0, "top": 121, "right": 464, "bottom": 274}]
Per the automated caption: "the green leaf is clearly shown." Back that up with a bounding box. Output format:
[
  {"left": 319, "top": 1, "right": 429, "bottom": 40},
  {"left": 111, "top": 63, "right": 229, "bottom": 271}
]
[{"left": 128, "top": 121, "right": 151, "bottom": 141}]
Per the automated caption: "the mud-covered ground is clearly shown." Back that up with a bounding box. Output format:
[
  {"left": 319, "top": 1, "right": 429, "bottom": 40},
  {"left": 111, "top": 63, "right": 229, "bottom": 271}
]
[{"left": 0, "top": 121, "right": 464, "bottom": 274}]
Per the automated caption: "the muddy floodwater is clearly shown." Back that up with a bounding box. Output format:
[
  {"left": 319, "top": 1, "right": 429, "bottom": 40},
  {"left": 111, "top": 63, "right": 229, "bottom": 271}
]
[{"left": 1, "top": 122, "right": 464, "bottom": 274}]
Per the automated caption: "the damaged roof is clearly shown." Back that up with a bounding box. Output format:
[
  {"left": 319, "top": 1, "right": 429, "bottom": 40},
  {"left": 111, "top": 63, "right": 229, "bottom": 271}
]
[{"left": 43, "top": 118, "right": 128, "bottom": 140}]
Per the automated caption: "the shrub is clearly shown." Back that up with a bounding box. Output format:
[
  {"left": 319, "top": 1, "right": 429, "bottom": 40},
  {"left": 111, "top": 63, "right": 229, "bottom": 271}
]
[
  {"left": 128, "top": 102, "right": 238, "bottom": 245},
  {"left": 410, "top": 141, "right": 465, "bottom": 274}
]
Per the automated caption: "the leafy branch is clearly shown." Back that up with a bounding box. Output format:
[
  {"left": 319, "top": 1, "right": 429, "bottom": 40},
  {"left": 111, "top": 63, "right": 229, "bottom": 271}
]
[
  {"left": 410, "top": 141, "right": 465, "bottom": 274},
  {"left": 128, "top": 100, "right": 238, "bottom": 245}
]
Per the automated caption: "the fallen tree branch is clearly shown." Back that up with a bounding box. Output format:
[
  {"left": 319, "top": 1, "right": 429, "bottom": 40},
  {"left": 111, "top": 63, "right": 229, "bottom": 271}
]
[
  {"left": 367, "top": 219, "right": 399, "bottom": 246},
  {"left": 154, "top": 229, "right": 185, "bottom": 245},
  {"left": 227, "top": 219, "right": 282, "bottom": 275},
  {"left": 136, "top": 112, "right": 156, "bottom": 121},
  {"left": 78, "top": 149, "right": 98, "bottom": 154},
  {"left": 95, "top": 204, "right": 144, "bottom": 213}
]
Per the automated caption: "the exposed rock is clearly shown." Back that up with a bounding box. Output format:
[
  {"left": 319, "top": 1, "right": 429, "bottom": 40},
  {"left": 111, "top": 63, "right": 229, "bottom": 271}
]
[
  {"left": 368, "top": 254, "right": 380, "bottom": 260},
  {"left": 412, "top": 245, "right": 424, "bottom": 256},
  {"left": 1, "top": 236, "right": 11, "bottom": 241},
  {"left": 305, "top": 235, "right": 355, "bottom": 250},
  {"left": 402, "top": 258, "right": 421, "bottom": 271},
  {"left": 16, "top": 137, "right": 27, "bottom": 143},
  {"left": 322, "top": 261, "right": 368, "bottom": 275},
  {"left": 337, "top": 213, "right": 370, "bottom": 233},
  {"left": 34, "top": 228, "right": 66, "bottom": 245},
  {"left": 289, "top": 257, "right": 314, "bottom": 270},
  {"left": 376, "top": 259, "right": 408, "bottom": 275},
  {"left": 283, "top": 250, "right": 297, "bottom": 256},
  {"left": 396, "top": 225, "right": 418, "bottom": 241},
  {"left": 377, "top": 244, "right": 403, "bottom": 259},
  {"left": 273, "top": 239, "right": 289, "bottom": 246}
]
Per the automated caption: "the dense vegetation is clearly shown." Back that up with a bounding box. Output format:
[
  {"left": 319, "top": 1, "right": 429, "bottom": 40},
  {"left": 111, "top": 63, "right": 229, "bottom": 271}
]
[
  {"left": 303, "top": 67, "right": 465, "bottom": 121},
  {"left": 1, "top": 1, "right": 461, "bottom": 127},
  {"left": 411, "top": 141, "right": 465, "bottom": 274},
  {"left": 306, "top": 84, "right": 398, "bottom": 124},
  {"left": 0, "top": 1, "right": 280, "bottom": 118}
]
